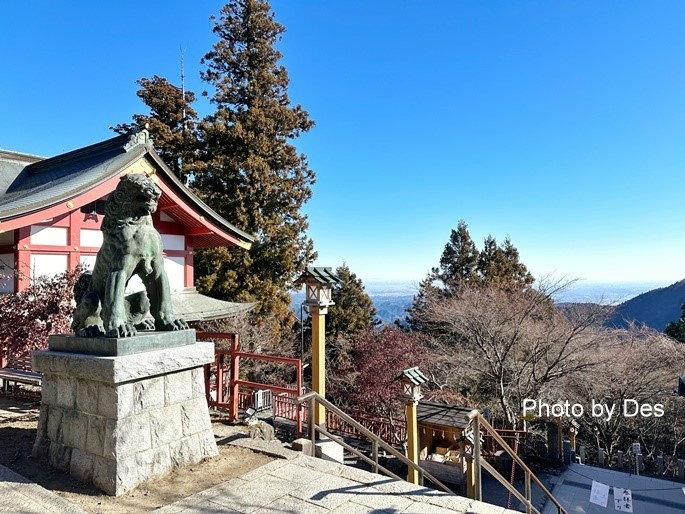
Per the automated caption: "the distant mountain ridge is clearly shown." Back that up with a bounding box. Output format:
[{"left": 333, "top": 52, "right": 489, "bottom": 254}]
[
  {"left": 606, "top": 279, "right": 685, "bottom": 331},
  {"left": 290, "top": 286, "right": 415, "bottom": 325},
  {"left": 291, "top": 279, "right": 685, "bottom": 329}
]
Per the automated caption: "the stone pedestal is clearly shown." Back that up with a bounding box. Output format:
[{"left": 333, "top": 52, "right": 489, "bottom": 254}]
[{"left": 31, "top": 331, "right": 218, "bottom": 496}]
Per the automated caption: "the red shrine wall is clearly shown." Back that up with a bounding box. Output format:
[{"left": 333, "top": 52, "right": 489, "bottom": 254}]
[{"left": 0, "top": 207, "right": 193, "bottom": 294}]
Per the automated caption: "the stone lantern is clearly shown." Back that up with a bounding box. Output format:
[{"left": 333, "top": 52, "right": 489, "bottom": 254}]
[
  {"left": 294, "top": 266, "right": 341, "bottom": 427},
  {"left": 398, "top": 366, "right": 427, "bottom": 402},
  {"left": 396, "top": 367, "right": 428, "bottom": 484},
  {"left": 298, "top": 267, "right": 337, "bottom": 314}
]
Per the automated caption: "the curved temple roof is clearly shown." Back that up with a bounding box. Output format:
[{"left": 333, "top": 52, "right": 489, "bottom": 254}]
[{"left": 0, "top": 130, "right": 254, "bottom": 249}]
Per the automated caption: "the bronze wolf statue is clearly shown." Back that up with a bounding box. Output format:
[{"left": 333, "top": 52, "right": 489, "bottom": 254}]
[{"left": 71, "top": 173, "right": 188, "bottom": 337}]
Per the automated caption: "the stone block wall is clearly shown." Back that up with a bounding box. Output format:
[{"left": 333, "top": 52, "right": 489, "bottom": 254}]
[{"left": 32, "top": 341, "right": 218, "bottom": 496}]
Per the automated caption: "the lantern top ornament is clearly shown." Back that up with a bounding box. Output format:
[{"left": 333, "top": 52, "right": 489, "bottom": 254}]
[
  {"left": 294, "top": 266, "right": 341, "bottom": 313},
  {"left": 396, "top": 367, "right": 428, "bottom": 402}
]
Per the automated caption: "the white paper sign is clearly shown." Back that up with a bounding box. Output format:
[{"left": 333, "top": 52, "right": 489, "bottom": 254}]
[
  {"left": 590, "top": 480, "right": 609, "bottom": 507},
  {"left": 613, "top": 487, "right": 633, "bottom": 512}
]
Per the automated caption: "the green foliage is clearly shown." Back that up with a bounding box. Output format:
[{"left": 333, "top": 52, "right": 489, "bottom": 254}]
[
  {"left": 193, "top": 0, "right": 316, "bottom": 336},
  {"left": 665, "top": 303, "right": 685, "bottom": 342},
  {"left": 112, "top": 76, "right": 199, "bottom": 181},
  {"left": 478, "top": 235, "right": 534, "bottom": 290},
  {"left": 407, "top": 220, "right": 534, "bottom": 329},
  {"left": 117, "top": 0, "right": 316, "bottom": 338},
  {"left": 327, "top": 264, "right": 379, "bottom": 340},
  {"left": 301, "top": 264, "right": 378, "bottom": 382},
  {"left": 435, "top": 220, "right": 480, "bottom": 289}
]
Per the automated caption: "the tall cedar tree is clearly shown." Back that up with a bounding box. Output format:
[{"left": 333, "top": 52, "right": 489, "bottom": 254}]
[
  {"left": 112, "top": 76, "right": 200, "bottom": 181},
  {"left": 193, "top": 0, "right": 316, "bottom": 336},
  {"left": 116, "top": 1, "right": 315, "bottom": 338},
  {"left": 407, "top": 220, "right": 534, "bottom": 329},
  {"left": 327, "top": 264, "right": 380, "bottom": 340},
  {"left": 434, "top": 220, "right": 480, "bottom": 291}
]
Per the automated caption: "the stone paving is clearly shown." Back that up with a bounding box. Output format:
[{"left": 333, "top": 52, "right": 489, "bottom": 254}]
[
  {"left": 154, "top": 452, "right": 517, "bottom": 514},
  {"left": 0, "top": 463, "right": 86, "bottom": 514},
  {"left": 1, "top": 437, "right": 519, "bottom": 514},
  {"left": 1, "top": 399, "right": 520, "bottom": 513}
]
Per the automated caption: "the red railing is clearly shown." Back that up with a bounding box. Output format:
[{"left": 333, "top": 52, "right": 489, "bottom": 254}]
[
  {"left": 273, "top": 393, "right": 406, "bottom": 447},
  {"left": 198, "top": 331, "right": 303, "bottom": 436}
]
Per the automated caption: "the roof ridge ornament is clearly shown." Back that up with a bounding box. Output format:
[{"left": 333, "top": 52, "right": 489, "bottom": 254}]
[{"left": 124, "top": 127, "right": 152, "bottom": 151}]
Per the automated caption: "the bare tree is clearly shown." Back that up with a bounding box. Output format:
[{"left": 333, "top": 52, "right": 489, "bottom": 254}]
[
  {"left": 560, "top": 325, "right": 685, "bottom": 466},
  {"left": 415, "top": 279, "right": 608, "bottom": 428}
]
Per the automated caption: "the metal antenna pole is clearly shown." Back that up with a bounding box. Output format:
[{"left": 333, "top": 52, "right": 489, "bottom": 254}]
[{"left": 179, "top": 47, "right": 188, "bottom": 185}]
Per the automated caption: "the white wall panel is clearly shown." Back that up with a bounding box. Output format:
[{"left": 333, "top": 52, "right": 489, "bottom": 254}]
[
  {"left": 79, "top": 255, "right": 97, "bottom": 271},
  {"left": 80, "top": 229, "right": 103, "bottom": 248},
  {"left": 165, "top": 256, "right": 185, "bottom": 292},
  {"left": 159, "top": 211, "right": 175, "bottom": 222},
  {"left": 30, "top": 254, "right": 68, "bottom": 279},
  {"left": 125, "top": 274, "right": 145, "bottom": 294},
  {"left": 161, "top": 234, "right": 185, "bottom": 251},
  {"left": 30, "top": 226, "right": 67, "bottom": 246}
]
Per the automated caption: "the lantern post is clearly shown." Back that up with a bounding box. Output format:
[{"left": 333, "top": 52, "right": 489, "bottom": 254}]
[
  {"left": 294, "top": 267, "right": 340, "bottom": 429},
  {"left": 396, "top": 367, "right": 428, "bottom": 485}
]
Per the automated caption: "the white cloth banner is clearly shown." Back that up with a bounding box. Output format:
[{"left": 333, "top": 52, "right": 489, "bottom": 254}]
[
  {"left": 589, "top": 480, "right": 609, "bottom": 507},
  {"left": 613, "top": 487, "right": 633, "bottom": 512}
]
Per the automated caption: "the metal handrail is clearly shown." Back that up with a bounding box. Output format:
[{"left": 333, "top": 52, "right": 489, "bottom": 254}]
[
  {"left": 467, "top": 410, "right": 567, "bottom": 514},
  {"left": 296, "top": 391, "right": 454, "bottom": 495}
]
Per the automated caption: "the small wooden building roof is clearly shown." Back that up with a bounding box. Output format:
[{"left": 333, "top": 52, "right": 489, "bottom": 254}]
[
  {"left": 417, "top": 402, "right": 473, "bottom": 429},
  {"left": 0, "top": 130, "right": 254, "bottom": 249}
]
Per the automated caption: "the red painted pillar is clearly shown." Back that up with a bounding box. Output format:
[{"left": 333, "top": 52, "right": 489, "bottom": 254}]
[
  {"left": 216, "top": 353, "right": 224, "bottom": 404},
  {"left": 184, "top": 248, "right": 194, "bottom": 288},
  {"left": 15, "top": 227, "right": 31, "bottom": 291},
  {"left": 68, "top": 210, "right": 81, "bottom": 271},
  {"left": 229, "top": 334, "right": 240, "bottom": 422}
]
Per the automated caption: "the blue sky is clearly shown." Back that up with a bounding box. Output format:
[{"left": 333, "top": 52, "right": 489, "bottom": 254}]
[{"left": 2, "top": 1, "right": 684, "bottom": 286}]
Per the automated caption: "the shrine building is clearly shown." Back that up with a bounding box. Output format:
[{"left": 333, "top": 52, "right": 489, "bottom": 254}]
[{"left": 0, "top": 129, "right": 255, "bottom": 321}]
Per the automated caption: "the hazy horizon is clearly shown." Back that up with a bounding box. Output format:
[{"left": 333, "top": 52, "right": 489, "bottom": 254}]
[{"left": 291, "top": 278, "right": 676, "bottom": 323}]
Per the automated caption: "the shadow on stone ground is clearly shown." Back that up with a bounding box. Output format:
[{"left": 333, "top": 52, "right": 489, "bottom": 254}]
[{"left": 0, "top": 390, "right": 274, "bottom": 514}]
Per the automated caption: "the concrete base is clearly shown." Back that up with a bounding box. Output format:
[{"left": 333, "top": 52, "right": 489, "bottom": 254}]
[
  {"left": 315, "top": 439, "right": 345, "bottom": 464},
  {"left": 31, "top": 334, "right": 218, "bottom": 496},
  {"left": 48, "top": 330, "right": 196, "bottom": 357}
]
